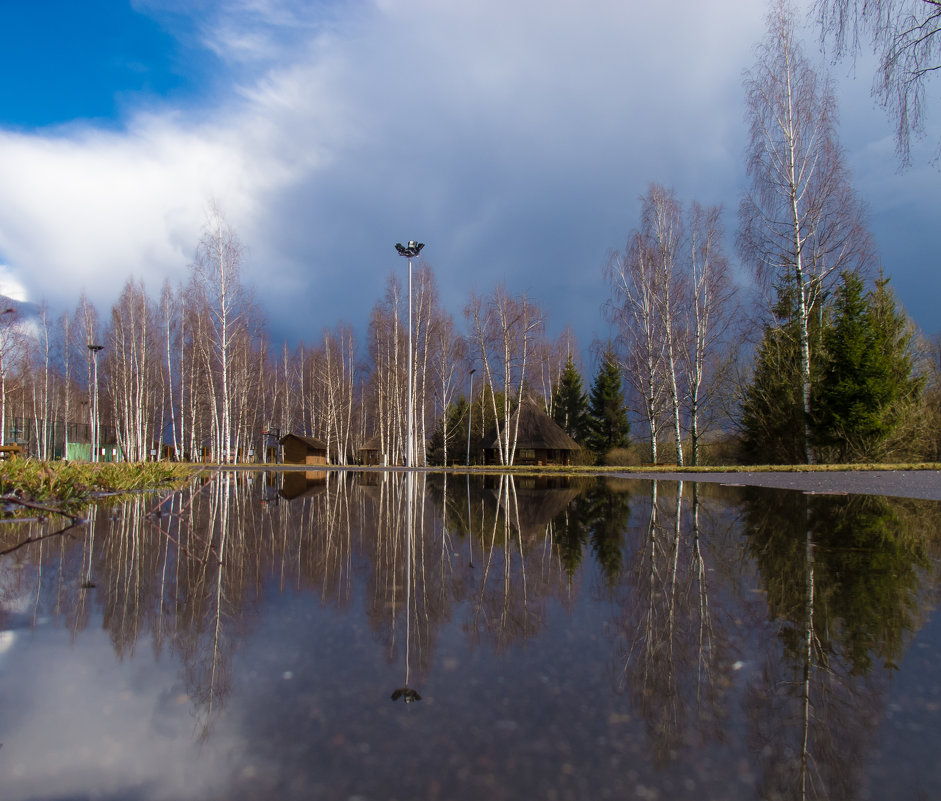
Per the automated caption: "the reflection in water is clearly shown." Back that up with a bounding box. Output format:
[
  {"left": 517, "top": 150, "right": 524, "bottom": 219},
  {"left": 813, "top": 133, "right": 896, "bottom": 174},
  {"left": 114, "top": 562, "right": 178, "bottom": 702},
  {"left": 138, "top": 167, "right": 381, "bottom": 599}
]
[
  {"left": 0, "top": 472, "right": 939, "bottom": 800},
  {"left": 390, "top": 471, "right": 421, "bottom": 703},
  {"left": 608, "top": 480, "right": 733, "bottom": 768},
  {"left": 742, "top": 490, "right": 936, "bottom": 800}
]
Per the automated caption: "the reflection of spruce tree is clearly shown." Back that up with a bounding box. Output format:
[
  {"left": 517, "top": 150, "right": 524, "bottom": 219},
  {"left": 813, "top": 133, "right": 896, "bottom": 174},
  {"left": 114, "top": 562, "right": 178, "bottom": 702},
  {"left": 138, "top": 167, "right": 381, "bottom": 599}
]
[
  {"left": 744, "top": 489, "right": 927, "bottom": 673},
  {"left": 809, "top": 494, "right": 927, "bottom": 672},
  {"left": 551, "top": 497, "right": 591, "bottom": 578},
  {"left": 586, "top": 482, "right": 629, "bottom": 586},
  {"left": 741, "top": 487, "right": 930, "bottom": 799}
]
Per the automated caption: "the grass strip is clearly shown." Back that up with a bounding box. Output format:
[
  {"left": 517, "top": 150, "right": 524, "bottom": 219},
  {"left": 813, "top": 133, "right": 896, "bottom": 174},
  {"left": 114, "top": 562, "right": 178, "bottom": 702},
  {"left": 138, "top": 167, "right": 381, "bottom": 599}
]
[{"left": 0, "top": 461, "right": 198, "bottom": 510}]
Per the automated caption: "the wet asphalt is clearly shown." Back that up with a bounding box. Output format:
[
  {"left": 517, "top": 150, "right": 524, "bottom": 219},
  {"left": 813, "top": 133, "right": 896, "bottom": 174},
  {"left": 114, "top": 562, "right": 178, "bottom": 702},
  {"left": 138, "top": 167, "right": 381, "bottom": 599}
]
[{"left": 611, "top": 469, "right": 941, "bottom": 501}]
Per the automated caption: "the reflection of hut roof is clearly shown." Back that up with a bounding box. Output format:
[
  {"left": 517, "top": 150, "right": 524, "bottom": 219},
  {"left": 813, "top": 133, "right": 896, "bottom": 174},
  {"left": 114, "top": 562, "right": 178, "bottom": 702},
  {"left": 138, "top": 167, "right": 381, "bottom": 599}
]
[
  {"left": 488, "top": 483, "right": 583, "bottom": 536},
  {"left": 482, "top": 398, "right": 580, "bottom": 451},
  {"left": 279, "top": 433, "right": 327, "bottom": 450}
]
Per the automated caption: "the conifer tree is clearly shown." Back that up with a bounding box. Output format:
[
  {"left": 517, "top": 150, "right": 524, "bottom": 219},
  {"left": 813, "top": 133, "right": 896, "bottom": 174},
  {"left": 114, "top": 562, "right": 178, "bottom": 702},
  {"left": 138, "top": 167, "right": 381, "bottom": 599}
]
[
  {"left": 740, "top": 319, "right": 808, "bottom": 464},
  {"left": 552, "top": 356, "right": 589, "bottom": 444},
  {"left": 813, "top": 271, "right": 923, "bottom": 461},
  {"left": 587, "top": 349, "right": 630, "bottom": 458},
  {"left": 740, "top": 278, "right": 824, "bottom": 464}
]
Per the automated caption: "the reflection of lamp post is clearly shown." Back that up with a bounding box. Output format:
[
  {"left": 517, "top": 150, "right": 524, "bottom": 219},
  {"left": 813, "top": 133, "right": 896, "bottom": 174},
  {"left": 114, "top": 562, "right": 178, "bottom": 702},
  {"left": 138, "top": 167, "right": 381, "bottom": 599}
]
[
  {"left": 391, "top": 472, "right": 422, "bottom": 704},
  {"left": 466, "top": 368, "right": 476, "bottom": 467},
  {"left": 88, "top": 344, "right": 103, "bottom": 463},
  {"left": 395, "top": 241, "right": 424, "bottom": 468}
]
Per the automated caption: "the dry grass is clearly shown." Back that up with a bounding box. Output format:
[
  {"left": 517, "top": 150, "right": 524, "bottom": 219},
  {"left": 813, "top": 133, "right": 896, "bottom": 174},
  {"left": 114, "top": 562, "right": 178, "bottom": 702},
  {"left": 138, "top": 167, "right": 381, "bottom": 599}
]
[{"left": 0, "top": 460, "right": 198, "bottom": 507}]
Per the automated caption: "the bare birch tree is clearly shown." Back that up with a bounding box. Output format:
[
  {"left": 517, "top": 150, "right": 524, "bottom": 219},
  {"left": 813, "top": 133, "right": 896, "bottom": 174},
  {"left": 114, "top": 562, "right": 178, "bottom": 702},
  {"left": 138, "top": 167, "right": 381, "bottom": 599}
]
[
  {"left": 429, "top": 309, "right": 466, "bottom": 467},
  {"left": 739, "top": 0, "right": 875, "bottom": 463},
  {"left": 815, "top": 0, "right": 941, "bottom": 163},
  {"left": 0, "top": 308, "right": 25, "bottom": 446},
  {"left": 107, "top": 278, "right": 160, "bottom": 461},
  {"left": 192, "top": 203, "right": 246, "bottom": 463},
  {"left": 366, "top": 275, "right": 407, "bottom": 465},
  {"left": 644, "top": 185, "right": 687, "bottom": 465},
  {"left": 606, "top": 223, "right": 668, "bottom": 463},
  {"left": 683, "top": 202, "right": 735, "bottom": 465},
  {"left": 465, "top": 285, "right": 545, "bottom": 465}
]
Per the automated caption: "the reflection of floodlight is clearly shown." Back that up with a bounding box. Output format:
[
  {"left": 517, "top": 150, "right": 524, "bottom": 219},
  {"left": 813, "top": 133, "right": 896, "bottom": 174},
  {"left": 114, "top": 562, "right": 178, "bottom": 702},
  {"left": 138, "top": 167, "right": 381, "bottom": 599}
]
[{"left": 390, "top": 687, "right": 422, "bottom": 703}]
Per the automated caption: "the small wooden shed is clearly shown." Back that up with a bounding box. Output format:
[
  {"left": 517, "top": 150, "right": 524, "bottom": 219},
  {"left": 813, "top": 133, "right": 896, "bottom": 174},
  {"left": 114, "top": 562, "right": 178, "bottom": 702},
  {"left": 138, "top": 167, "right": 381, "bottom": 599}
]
[
  {"left": 279, "top": 433, "right": 329, "bottom": 466},
  {"left": 359, "top": 435, "right": 385, "bottom": 466},
  {"left": 481, "top": 398, "right": 581, "bottom": 466}
]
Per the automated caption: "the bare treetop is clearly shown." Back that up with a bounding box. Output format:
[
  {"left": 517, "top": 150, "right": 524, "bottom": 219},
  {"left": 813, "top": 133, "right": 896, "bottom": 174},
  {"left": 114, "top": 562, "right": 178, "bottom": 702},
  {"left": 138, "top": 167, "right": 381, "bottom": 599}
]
[{"left": 815, "top": 0, "right": 941, "bottom": 163}]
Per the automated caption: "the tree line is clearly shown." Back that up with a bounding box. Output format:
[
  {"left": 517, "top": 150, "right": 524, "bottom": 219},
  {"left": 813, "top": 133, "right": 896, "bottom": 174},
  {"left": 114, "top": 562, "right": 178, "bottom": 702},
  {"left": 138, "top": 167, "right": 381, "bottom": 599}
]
[{"left": 0, "top": 0, "right": 937, "bottom": 467}]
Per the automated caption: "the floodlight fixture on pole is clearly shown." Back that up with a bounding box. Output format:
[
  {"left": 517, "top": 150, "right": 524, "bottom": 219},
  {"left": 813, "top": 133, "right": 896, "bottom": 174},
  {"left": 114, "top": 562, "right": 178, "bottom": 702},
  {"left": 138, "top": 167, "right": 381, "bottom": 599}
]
[
  {"left": 395, "top": 240, "right": 425, "bottom": 468},
  {"left": 88, "top": 344, "right": 104, "bottom": 463}
]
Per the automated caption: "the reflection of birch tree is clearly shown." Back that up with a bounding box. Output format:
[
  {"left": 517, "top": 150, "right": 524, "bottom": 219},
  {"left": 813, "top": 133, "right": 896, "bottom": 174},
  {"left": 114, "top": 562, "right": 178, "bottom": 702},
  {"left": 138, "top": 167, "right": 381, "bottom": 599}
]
[
  {"left": 609, "top": 480, "right": 730, "bottom": 766},
  {"left": 465, "top": 475, "right": 568, "bottom": 650}
]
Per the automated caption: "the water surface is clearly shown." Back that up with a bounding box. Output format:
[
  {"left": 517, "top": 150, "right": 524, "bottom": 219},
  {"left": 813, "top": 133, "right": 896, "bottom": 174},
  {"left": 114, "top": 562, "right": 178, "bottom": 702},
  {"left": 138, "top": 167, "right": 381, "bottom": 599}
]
[{"left": 1, "top": 471, "right": 939, "bottom": 800}]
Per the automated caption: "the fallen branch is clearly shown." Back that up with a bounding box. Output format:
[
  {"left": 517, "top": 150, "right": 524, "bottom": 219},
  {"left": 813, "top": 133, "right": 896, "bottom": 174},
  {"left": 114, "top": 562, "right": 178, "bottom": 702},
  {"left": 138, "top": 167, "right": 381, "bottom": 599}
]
[
  {"left": 0, "top": 518, "right": 85, "bottom": 557},
  {"left": 0, "top": 494, "right": 85, "bottom": 525}
]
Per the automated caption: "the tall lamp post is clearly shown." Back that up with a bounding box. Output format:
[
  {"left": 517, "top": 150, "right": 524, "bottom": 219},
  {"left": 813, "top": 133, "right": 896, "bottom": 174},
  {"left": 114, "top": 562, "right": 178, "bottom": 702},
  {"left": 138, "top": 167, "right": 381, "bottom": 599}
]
[
  {"left": 88, "top": 344, "right": 103, "bottom": 463},
  {"left": 394, "top": 240, "right": 424, "bottom": 468},
  {"left": 466, "top": 368, "right": 475, "bottom": 467}
]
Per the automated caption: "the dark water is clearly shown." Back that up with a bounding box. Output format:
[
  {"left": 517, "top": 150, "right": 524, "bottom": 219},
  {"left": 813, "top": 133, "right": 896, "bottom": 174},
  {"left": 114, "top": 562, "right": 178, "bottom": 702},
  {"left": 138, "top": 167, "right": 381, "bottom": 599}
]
[{"left": 1, "top": 471, "right": 939, "bottom": 801}]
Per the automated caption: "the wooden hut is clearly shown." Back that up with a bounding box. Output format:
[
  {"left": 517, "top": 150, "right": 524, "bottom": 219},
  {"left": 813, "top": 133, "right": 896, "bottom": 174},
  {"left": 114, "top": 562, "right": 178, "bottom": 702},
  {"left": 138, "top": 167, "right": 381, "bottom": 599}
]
[
  {"left": 481, "top": 398, "right": 581, "bottom": 466},
  {"left": 279, "top": 433, "right": 328, "bottom": 466},
  {"left": 359, "top": 435, "right": 384, "bottom": 466}
]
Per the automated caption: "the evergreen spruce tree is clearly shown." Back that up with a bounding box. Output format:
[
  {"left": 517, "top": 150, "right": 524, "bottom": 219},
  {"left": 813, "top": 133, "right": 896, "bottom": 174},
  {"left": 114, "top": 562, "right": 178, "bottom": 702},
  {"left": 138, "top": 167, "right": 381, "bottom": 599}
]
[
  {"left": 586, "top": 349, "right": 630, "bottom": 459},
  {"left": 740, "top": 277, "right": 825, "bottom": 464},
  {"left": 740, "top": 319, "right": 808, "bottom": 464},
  {"left": 552, "top": 356, "right": 589, "bottom": 444},
  {"left": 813, "top": 271, "right": 923, "bottom": 461}
]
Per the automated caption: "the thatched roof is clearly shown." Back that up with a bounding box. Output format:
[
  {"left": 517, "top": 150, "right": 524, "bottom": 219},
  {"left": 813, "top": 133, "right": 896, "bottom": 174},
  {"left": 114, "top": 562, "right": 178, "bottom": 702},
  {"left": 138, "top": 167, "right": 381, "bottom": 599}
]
[
  {"left": 359, "top": 435, "right": 382, "bottom": 452},
  {"left": 279, "top": 433, "right": 327, "bottom": 451},
  {"left": 482, "top": 398, "right": 580, "bottom": 451}
]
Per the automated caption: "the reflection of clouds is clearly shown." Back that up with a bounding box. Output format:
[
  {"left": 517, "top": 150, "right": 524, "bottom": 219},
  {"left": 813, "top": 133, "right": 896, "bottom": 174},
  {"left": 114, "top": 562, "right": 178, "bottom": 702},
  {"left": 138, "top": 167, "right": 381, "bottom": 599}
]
[
  {"left": 2, "top": 473, "right": 935, "bottom": 799},
  {"left": 1, "top": 627, "right": 243, "bottom": 801}
]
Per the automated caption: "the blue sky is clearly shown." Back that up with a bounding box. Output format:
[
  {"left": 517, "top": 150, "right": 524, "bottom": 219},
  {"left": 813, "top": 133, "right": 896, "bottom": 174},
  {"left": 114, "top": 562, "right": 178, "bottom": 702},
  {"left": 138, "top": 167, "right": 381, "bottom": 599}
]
[
  {"left": 0, "top": 0, "right": 938, "bottom": 357},
  {"left": 0, "top": 1, "right": 209, "bottom": 126}
]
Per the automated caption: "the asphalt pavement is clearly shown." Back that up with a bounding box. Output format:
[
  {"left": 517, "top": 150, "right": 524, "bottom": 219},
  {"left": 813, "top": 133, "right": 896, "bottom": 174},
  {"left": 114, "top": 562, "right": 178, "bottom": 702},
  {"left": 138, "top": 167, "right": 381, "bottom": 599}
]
[{"left": 611, "top": 469, "right": 941, "bottom": 501}]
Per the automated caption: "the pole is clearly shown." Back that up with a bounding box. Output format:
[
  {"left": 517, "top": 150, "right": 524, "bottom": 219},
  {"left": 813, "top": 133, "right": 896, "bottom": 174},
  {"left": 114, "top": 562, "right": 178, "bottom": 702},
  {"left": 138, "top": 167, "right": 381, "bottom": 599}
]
[
  {"left": 407, "top": 256, "right": 414, "bottom": 468},
  {"left": 466, "top": 368, "right": 475, "bottom": 467},
  {"left": 88, "top": 345, "right": 103, "bottom": 463},
  {"left": 395, "top": 241, "right": 423, "bottom": 468}
]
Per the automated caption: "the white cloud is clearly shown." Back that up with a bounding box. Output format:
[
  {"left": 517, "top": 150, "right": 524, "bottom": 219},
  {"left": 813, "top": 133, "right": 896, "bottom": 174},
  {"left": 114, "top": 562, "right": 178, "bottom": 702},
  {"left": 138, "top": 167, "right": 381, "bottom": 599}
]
[
  {"left": 0, "top": 265, "right": 28, "bottom": 302},
  {"left": 0, "top": 0, "right": 937, "bottom": 344}
]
